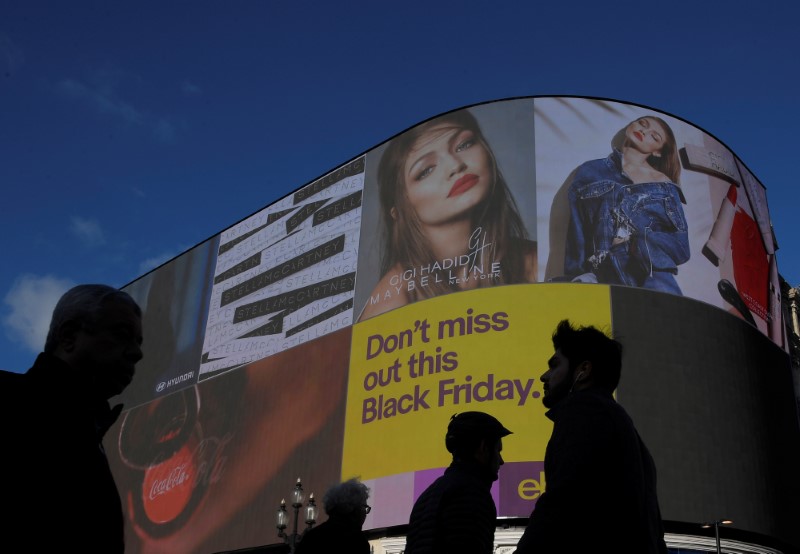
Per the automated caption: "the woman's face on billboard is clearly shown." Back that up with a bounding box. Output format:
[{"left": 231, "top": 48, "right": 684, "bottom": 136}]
[
  {"left": 625, "top": 117, "right": 667, "bottom": 156},
  {"left": 400, "top": 124, "right": 491, "bottom": 228}
]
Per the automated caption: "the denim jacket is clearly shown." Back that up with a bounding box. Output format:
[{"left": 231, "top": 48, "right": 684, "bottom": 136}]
[{"left": 564, "top": 150, "right": 690, "bottom": 295}]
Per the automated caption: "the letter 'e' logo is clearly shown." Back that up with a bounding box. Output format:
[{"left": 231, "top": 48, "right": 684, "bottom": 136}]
[{"left": 517, "top": 471, "right": 546, "bottom": 501}]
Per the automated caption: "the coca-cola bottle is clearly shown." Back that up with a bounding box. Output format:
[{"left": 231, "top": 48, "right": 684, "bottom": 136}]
[{"left": 118, "top": 385, "right": 206, "bottom": 537}]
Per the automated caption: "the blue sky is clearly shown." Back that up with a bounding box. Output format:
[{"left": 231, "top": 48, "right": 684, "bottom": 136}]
[{"left": 1, "top": 1, "right": 798, "bottom": 372}]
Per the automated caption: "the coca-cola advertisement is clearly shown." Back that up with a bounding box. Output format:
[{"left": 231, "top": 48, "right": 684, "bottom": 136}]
[{"left": 106, "top": 328, "right": 351, "bottom": 553}]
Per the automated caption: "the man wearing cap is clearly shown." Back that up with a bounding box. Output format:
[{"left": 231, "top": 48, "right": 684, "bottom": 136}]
[
  {"left": 513, "top": 320, "right": 667, "bottom": 554},
  {"left": 404, "top": 411, "right": 511, "bottom": 554}
]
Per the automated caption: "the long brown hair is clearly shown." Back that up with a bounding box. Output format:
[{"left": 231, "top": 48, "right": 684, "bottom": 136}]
[
  {"left": 626, "top": 116, "right": 681, "bottom": 184},
  {"left": 376, "top": 109, "right": 530, "bottom": 300}
]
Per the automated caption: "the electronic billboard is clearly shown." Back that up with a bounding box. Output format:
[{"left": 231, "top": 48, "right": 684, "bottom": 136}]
[{"left": 108, "top": 97, "right": 799, "bottom": 553}]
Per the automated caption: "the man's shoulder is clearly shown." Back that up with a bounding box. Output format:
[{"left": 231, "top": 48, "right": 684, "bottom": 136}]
[
  {"left": 2, "top": 353, "right": 65, "bottom": 386},
  {"left": 410, "top": 474, "right": 447, "bottom": 512},
  {"left": 0, "top": 369, "right": 30, "bottom": 403},
  {"left": 0, "top": 369, "right": 26, "bottom": 383},
  {"left": 441, "top": 462, "right": 493, "bottom": 490},
  {"left": 411, "top": 466, "right": 488, "bottom": 512},
  {"left": 554, "top": 390, "right": 635, "bottom": 428}
]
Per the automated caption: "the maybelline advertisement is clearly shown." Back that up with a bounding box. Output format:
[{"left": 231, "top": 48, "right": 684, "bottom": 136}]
[{"left": 354, "top": 100, "right": 538, "bottom": 322}]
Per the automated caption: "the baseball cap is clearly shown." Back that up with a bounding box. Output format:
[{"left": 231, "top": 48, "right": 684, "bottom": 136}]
[{"left": 445, "top": 411, "right": 512, "bottom": 454}]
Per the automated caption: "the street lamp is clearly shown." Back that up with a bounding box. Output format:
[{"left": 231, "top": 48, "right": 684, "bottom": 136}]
[
  {"left": 701, "top": 519, "right": 733, "bottom": 554},
  {"left": 276, "top": 478, "right": 318, "bottom": 553}
]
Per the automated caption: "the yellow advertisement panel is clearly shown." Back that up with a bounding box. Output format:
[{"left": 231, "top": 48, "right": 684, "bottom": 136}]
[{"left": 342, "top": 283, "right": 612, "bottom": 480}]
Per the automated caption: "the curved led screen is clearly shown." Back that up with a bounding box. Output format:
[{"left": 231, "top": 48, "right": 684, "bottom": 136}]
[{"left": 108, "top": 97, "right": 798, "bottom": 553}]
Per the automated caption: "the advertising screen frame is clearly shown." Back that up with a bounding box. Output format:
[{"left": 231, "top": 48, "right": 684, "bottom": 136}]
[{"left": 111, "top": 96, "right": 798, "bottom": 552}]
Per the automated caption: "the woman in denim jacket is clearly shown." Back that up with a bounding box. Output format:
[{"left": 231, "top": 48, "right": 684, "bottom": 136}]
[{"left": 564, "top": 116, "right": 689, "bottom": 295}]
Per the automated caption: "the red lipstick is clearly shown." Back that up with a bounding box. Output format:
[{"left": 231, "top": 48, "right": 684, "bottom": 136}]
[{"left": 448, "top": 174, "right": 479, "bottom": 197}]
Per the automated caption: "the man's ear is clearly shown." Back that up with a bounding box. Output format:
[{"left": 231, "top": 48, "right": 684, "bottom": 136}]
[
  {"left": 56, "top": 320, "right": 82, "bottom": 353},
  {"left": 575, "top": 360, "right": 593, "bottom": 383},
  {"left": 390, "top": 206, "right": 398, "bottom": 221},
  {"left": 473, "top": 438, "right": 488, "bottom": 464}
]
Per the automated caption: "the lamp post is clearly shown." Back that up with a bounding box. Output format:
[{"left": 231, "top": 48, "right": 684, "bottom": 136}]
[
  {"left": 276, "top": 478, "right": 317, "bottom": 553},
  {"left": 701, "top": 519, "right": 733, "bottom": 554}
]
